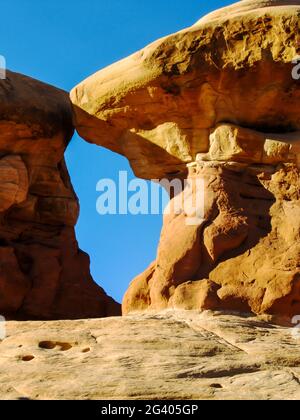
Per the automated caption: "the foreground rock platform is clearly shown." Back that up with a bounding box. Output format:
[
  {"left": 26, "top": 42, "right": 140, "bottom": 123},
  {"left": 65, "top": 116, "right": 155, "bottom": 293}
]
[{"left": 1, "top": 310, "right": 300, "bottom": 400}]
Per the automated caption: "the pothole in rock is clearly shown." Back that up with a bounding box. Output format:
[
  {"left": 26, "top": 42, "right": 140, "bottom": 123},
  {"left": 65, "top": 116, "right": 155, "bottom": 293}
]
[
  {"left": 38, "top": 341, "right": 73, "bottom": 351},
  {"left": 209, "top": 383, "right": 223, "bottom": 389},
  {"left": 21, "top": 355, "right": 35, "bottom": 362}
]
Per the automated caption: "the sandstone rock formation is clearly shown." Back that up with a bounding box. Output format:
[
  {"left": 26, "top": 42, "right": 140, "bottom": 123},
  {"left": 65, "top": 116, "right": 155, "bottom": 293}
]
[
  {"left": 71, "top": 0, "right": 300, "bottom": 319},
  {"left": 1, "top": 310, "right": 300, "bottom": 400},
  {"left": 0, "top": 70, "right": 120, "bottom": 320}
]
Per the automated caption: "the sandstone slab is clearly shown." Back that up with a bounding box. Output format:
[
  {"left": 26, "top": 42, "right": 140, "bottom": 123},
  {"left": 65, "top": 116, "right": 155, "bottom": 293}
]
[{"left": 1, "top": 311, "right": 300, "bottom": 400}]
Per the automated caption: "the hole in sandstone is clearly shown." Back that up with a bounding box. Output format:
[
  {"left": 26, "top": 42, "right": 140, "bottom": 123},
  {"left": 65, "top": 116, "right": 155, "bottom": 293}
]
[
  {"left": 82, "top": 347, "right": 91, "bottom": 353},
  {"left": 56, "top": 342, "right": 72, "bottom": 351},
  {"left": 210, "top": 383, "right": 223, "bottom": 389},
  {"left": 21, "top": 355, "right": 35, "bottom": 362},
  {"left": 38, "top": 341, "right": 72, "bottom": 351},
  {"left": 65, "top": 139, "right": 166, "bottom": 305},
  {"left": 39, "top": 341, "right": 56, "bottom": 350}
]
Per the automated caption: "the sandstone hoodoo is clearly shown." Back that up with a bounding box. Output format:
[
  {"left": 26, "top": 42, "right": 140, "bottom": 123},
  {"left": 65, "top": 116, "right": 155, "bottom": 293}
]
[
  {"left": 0, "top": 70, "right": 120, "bottom": 320},
  {"left": 71, "top": 0, "right": 300, "bottom": 319}
]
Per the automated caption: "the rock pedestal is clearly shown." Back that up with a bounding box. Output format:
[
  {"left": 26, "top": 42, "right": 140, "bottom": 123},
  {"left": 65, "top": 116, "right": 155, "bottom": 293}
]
[{"left": 124, "top": 156, "right": 300, "bottom": 317}]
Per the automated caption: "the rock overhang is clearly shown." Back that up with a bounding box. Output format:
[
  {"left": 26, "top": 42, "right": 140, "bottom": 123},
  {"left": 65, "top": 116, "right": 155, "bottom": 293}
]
[{"left": 71, "top": 0, "right": 300, "bottom": 179}]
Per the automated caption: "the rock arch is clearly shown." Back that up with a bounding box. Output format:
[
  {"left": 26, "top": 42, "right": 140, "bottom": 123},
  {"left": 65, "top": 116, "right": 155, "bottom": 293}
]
[
  {"left": 71, "top": 0, "right": 300, "bottom": 318},
  {"left": 1, "top": 0, "right": 300, "bottom": 320}
]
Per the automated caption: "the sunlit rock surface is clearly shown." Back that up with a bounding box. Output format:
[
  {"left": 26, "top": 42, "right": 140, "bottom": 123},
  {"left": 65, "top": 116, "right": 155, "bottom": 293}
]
[
  {"left": 71, "top": 0, "right": 300, "bottom": 318},
  {"left": 1, "top": 311, "right": 300, "bottom": 400},
  {"left": 0, "top": 71, "right": 120, "bottom": 319}
]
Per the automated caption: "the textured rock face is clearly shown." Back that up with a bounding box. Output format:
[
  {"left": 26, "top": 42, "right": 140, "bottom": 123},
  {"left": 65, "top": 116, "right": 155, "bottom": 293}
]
[
  {"left": 1, "top": 311, "right": 300, "bottom": 400},
  {"left": 71, "top": 0, "right": 300, "bottom": 318},
  {"left": 71, "top": 0, "right": 300, "bottom": 177},
  {"left": 0, "top": 71, "right": 120, "bottom": 320},
  {"left": 123, "top": 161, "right": 300, "bottom": 317}
]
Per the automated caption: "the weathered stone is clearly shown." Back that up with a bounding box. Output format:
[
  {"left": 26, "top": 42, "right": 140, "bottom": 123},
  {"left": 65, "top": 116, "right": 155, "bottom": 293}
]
[
  {"left": 71, "top": 0, "right": 300, "bottom": 319},
  {"left": 0, "top": 71, "right": 120, "bottom": 320},
  {"left": 71, "top": 0, "right": 300, "bottom": 177},
  {"left": 122, "top": 162, "right": 299, "bottom": 317},
  {"left": 0, "top": 155, "right": 28, "bottom": 212},
  {"left": 1, "top": 310, "right": 300, "bottom": 400}
]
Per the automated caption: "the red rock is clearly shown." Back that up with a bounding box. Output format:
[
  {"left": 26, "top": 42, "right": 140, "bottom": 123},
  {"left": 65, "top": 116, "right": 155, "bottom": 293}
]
[{"left": 0, "top": 71, "right": 120, "bottom": 320}]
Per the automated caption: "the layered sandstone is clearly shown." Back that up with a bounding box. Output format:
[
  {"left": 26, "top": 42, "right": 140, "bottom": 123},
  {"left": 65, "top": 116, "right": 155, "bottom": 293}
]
[
  {"left": 71, "top": 0, "right": 300, "bottom": 318},
  {"left": 0, "top": 71, "right": 120, "bottom": 320},
  {"left": 1, "top": 311, "right": 300, "bottom": 400}
]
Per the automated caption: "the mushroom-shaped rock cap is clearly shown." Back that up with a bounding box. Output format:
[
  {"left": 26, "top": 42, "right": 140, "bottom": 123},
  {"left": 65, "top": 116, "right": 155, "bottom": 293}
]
[
  {"left": 198, "top": 0, "right": 300, "bottom": 23},
  {"left": 71, "top": 0, "right": 300, "bottom": 179}
]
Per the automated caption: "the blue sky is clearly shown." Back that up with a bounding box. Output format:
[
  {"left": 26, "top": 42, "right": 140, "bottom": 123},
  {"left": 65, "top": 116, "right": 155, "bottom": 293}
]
[{"left": 1, "top": 0, "right": 233, "bottom": 302}]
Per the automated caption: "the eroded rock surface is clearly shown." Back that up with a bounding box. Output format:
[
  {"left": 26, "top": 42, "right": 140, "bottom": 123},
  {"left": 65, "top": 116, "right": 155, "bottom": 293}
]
[
  {"left": 123, "top": 160, "right": 300, "bottom": 318},
  {"left": 71, "top": 0, "right": 300, "bottom": 318},
  {"left": 0, "top": 71, "right": 120, "bottom": 320},
  {"left": 71, "top": 0, "right": 300, "bottom": 177},
  {"left": 1, "top": 311, "right": 300, "bottom": 400}
]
